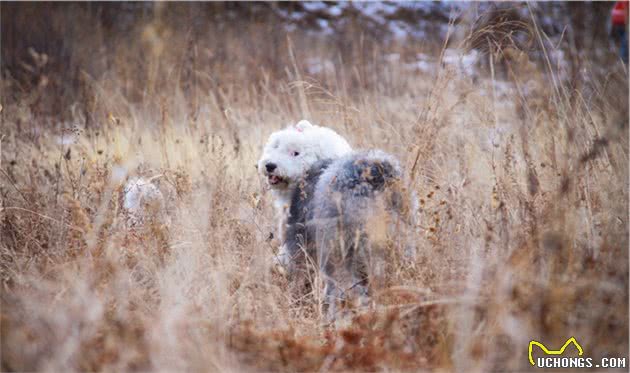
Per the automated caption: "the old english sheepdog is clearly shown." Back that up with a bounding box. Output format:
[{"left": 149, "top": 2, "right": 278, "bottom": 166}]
[
  {"left": 258, "top": 120, "right": 416, "bottom": 320},
  {"left": 257, "top": 119, "right": 352, "bottom": 263}
]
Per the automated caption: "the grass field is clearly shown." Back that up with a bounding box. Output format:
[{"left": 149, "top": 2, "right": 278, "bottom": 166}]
[{"left": 1, "top": 3, "right": 628, "bottom": 372}]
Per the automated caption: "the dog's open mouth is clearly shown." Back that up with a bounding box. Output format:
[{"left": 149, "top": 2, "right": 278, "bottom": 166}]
[{"left": 267, "top": 175, "right": 287, "bottom": 186}]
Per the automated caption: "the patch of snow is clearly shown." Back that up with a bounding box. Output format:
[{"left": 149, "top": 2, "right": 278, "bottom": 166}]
[
  {"left": 493, "top": 81, "right": 516, "bottom": 98},
  {"left": 305, "top": 57, "right": 335, "bottom": 75},
  {"left": 384, "top": 53, "right": 400, "bottom": 63},
  {"left": 442, "top": 48, "right": 480, "bottom": 77},
  {"left": 328, "top": 5, "right": 344, "bottom": 17},
  {"left": 56, "top": 133, "right": 78, "bottom": 145},
  {"left": 302, "top": 2, "right": 328, "bottom": 12},
  {"left": 404, "top": 60, "right": 434, "bottom": 73},
  {"left": 288, "top": 11, "right": 305, "bottom": 22},
  {"left": 316, "top": 19, "right": 333, "bottom": 35},
  {"left": 111, "top": 166, "right": 128, "bottom": 183},
  {"left": 389, "top": 21, "right": 410, "bottom": 39}
]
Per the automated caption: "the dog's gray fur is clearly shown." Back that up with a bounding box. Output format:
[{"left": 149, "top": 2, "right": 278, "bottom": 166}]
[{"left": 283, "top": 150, "right": 415, "bottom": 319}]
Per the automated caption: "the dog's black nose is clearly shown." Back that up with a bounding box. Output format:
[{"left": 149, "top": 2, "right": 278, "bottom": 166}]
[{"left": 265, "top": 163, "right": 277, "bottom": 172}]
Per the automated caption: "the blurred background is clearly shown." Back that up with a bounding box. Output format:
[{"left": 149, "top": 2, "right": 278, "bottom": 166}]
[
  {"left": 1, "top": 2, "right": 625, "bottom": 118},
  {"left": 1, "top": 2, "right": 628, "bottom": 372}
]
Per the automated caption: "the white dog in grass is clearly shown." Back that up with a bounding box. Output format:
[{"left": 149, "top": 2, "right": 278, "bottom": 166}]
[
  {"left": 123, "top": 176, "right": 169, "bottom": 229},
  {"left": 258, "top": 120, "right": 417, "bottom": 320},
  {"left": 257, "top": 120, "right": 352, "bottom": 265}
]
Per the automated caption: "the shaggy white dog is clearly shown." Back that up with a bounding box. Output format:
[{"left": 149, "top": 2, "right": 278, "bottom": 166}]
[
  {"left": 259, "top": 120, "right": 417, "bottom": 320},
  {"left": 257, "top": 120, "right": 352, "bottom": 263},
  {"left": 123, "top": 176, "right": 169, "bottom": 229},
  {"left": 257, "top": 120, "right": 352, "bottom": 209}
]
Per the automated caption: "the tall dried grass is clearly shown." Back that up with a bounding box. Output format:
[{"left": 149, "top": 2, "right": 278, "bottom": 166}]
[{"left": 1, "top": 3, "right": 628, "bottom": 372}]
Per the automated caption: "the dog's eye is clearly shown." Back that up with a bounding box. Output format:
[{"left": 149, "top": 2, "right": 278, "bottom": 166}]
[{"left": 292, "top": 151, "right": 300, "bottom": 157}]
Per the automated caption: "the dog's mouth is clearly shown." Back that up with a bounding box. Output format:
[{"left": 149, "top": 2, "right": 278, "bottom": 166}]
[{"left": 267, "top": 174, "right": 288, "bottom": 187}]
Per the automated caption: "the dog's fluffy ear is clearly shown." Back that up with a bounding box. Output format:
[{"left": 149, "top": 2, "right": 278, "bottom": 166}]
[{"left": 295, "top": 120, "right": 314, "bottom": 132}]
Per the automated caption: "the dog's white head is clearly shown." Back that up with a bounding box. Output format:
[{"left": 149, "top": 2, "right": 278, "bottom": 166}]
[{"left": 258, "top": 120, "right": 352, "bottom": 198}]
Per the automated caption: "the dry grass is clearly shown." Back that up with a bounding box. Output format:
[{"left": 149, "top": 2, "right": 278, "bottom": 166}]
[{"left": 1, "top": 3, "right": 628, "bottom": 372}]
